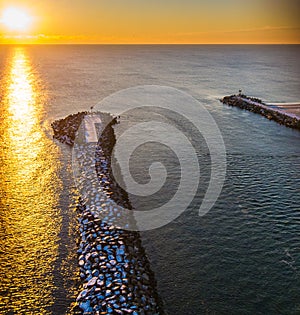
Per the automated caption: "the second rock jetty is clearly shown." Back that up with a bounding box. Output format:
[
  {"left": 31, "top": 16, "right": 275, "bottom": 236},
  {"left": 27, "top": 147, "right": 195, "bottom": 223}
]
[{"left": 220, "top": 94, "right": 300, "bottom": 130}]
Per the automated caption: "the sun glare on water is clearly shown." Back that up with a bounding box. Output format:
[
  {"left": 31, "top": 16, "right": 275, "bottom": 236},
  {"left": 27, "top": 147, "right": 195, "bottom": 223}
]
[{"left": 1, "top": 7, "right": 32, "bottom": 32}]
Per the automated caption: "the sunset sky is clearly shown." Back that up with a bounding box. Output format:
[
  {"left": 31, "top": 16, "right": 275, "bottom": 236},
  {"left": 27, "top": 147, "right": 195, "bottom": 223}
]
[{"left": 0, "top": 0, "right": 299, "bottom": 44}]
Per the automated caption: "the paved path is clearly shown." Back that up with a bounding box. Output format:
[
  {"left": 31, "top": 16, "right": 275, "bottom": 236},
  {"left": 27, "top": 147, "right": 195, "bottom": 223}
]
[
  {"left": 266, "top": 102, "right": 300, "bottom": 118},
  {"left": 83, "top": 114, "right": 102, "bottom": 143}
]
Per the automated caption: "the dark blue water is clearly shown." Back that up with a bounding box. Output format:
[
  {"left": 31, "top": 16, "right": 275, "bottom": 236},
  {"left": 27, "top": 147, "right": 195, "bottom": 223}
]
[
  {"left": 0, "top": 45, "right": 299, "bottom": 314},
  {"left": 113, "top": 95, "right": 300, "bottom": 315}
]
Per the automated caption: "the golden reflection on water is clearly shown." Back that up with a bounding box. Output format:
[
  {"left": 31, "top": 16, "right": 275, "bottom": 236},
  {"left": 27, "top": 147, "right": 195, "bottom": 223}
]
[{"left": 0, "top": 47, "right": 62, "bottom": 314}]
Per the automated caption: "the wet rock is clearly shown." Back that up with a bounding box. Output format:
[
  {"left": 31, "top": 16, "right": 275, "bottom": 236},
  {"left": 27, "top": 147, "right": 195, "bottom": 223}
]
[
  {"left": 79, "top": 260, "right": 85, "bottom": 267},
  {"left": 87, "top": 277, "right": 98, "bottom": 288},
  {"left": 51, "top": 111, "right": 88, "bottom": 145},
  {"left": 79, "top": 300, "right": 92, "bottom": 313}
]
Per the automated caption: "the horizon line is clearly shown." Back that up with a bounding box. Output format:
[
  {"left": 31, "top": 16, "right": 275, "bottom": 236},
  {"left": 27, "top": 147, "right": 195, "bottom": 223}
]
[{"left": 0, "top": 42, "right": 300, "bottom": 45}]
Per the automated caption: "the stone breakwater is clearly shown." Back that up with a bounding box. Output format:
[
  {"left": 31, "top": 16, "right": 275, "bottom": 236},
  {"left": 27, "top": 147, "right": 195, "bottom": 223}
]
[
  {"left": 51, "top": 111, "right": 88, "bottom": 145},
  {"left": 220, "top": 95, "right": 300, "bottom": 131},
  {"left": 52, "top": 112, "right": 163, "bottom": 315}
]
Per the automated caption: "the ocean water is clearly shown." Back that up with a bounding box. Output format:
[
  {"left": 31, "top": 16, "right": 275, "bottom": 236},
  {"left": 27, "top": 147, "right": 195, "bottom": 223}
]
[{"left": 0, "top": 45, "right": 300, "bottom": 314}]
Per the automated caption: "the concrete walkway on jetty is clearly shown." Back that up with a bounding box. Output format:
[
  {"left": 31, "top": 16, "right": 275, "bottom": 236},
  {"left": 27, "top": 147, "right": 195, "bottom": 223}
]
[
  {"left": 83, "top": 114, "right": 102, "bottom": 143},
  {"left": 266, "top": 102, "right": 300, "bottom": 118},
  {"left": 240, "top": 97, "right": 300, "bottom": 120}
]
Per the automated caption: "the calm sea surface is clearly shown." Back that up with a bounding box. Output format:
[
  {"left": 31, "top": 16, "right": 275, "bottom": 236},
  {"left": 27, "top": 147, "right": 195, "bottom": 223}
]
[{"left": 0, "top": 45, "right": 300, "bottom": 314}]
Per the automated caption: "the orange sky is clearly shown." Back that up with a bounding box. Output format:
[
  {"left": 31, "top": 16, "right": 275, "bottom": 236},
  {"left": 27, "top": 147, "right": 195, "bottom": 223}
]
[{"left": 0, "top": 0, "right": 299, "bottom": 44}]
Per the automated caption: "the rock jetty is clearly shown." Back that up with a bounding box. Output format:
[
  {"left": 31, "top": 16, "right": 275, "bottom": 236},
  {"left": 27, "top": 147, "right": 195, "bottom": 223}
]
[
  {"left": 220, "top": 94, "right": 300, "bottom": 130},
  {"left": 51, "top": 111, "right": 88, "bottom": 145},
  {"left": 52, "top": 112, "right": 163, "bottom": 315}
]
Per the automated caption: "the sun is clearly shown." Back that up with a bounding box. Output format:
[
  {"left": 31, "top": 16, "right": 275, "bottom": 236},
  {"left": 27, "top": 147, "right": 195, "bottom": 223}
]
[{"left": 1, "top": 7, "right": 32, "bottom": 32}]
